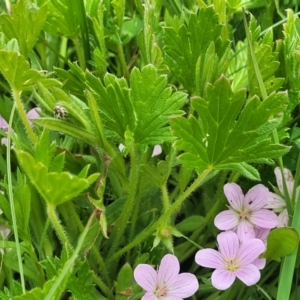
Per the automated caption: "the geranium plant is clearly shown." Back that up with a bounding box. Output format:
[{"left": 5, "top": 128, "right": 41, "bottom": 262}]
[{"left": 0, "top": 1, "right": 300, "bottom": 299}]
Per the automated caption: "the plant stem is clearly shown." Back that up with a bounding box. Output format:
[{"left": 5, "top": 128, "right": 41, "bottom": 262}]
[
  {"left": 108, "top": 144, "right": 140, "bottom": 256},
  {"left": 6, "top": 103, "right": 26, "bottom": 294},
  {"left": 65, "top": 202, "right": 112, "bottom": 287},
  {"left": 161, "top": 183, "right": 170, "bottom": 213},
  {"left": 13, "top": 90, "right": 38, "bottom": 144},
  {"left": 47, "top": 203, "right": 70, "bottom": 246},
  {"left": 117, "top": 41, "right": 129, "bottom": 79},
  {"left": 177, "top": 171, "right": 227, "bottom": 262},
  {"left": 107, "top": 169, "right": 211, "bottom": 263}
]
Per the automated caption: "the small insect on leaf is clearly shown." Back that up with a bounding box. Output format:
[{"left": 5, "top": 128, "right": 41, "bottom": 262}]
[{"left": 53, "top": 104, "right": 68, "bottom": 120}]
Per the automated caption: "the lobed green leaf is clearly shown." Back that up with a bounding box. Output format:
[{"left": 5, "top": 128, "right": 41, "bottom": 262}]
[{"left": 171, "top": 76, "right": 289, "bottom": 180}]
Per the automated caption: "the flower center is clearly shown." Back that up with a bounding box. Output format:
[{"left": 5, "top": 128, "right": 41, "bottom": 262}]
[
  {"left": 154, "top": 285, "right": 168, "bottom": 297},
  {"left": 239, "top": 209, "right": 250, "bottom": 219},
  {"left": 224, "top": 256, "right": 240, "bottom": 271}
]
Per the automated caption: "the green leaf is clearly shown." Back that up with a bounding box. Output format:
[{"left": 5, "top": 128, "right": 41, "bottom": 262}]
[
  {"left": 248, "top": 17, "right": 284, "bottom": 97},
  {"left": 115, "top": 263, "right": 134, "bottom": 300},
  {"left": 280, "top": 10, "right": 300, "bottom": 91},
  {"left": 14, "top": 170, "right": 31, "bottom": 237},
  {"left": 170, "top": 76, "right": 289, "bottom": 180},
  {"left": 163, "top": 7, "right": 229, "bottom": 93},
  {"left": 86, "top": 64, "right": 186, "bottom": 145},
  {"left": 67, "top": 261, "right": 95, "bottom": 300},
  {"left": 262, "top": 227, "right": 299, "bottom": 262},
  {"left": 86, "top": 71, "right": 135, "bottom": 142},
  {"left": 140, "top": 164, "right": 164, "bottom": 187},
  {"left": 15, "top": 150, "right": 99, "bottom": 206},
  {"left": 130, "top": 65, "right": 186, "bottom": 144},
  {"left": 33, "top": 118, "right": 98, "bottom": 145},
  {"left": 112, "top": 0, "right": 125, "bottom": 29},
  {"left": 35, "top": 130, "right": 57, "bottom": 168},
  {"left": 0, "top": 0, "right": 47, "bottom": 57},
  {"left": 44, "top": 0, "right": 79, "bottom": 37},
  {"left": 0, "top": 50, "right": 42, "bottom": 91},
  {"left": 176, "top": 215, "right": 205, "bottom": 233},
  {"left": 13, "top": 287, "right": 44, "bottom": 300},
  {"left": 227, "top": 41, "right": 248, "bottom": 93}
]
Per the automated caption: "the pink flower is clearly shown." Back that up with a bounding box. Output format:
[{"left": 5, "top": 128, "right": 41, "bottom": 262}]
[
  {"left": 214, "top": 183, "right": 278, "bottom": 242},
  {"left": 195, "top": 231, "right": 265, "bottom": 290},
  {"left": 251, "top": 227, "right": 269, "bottom": 269},
  {"left": 0, "top": 204, "right": 11, "bottom": 254},
  {"left": 134, "top": 254, "right": 199, "bottom": 300},
  {"left": 0, "top": 108, "right": 40, "bottom": 146},
  {"left": 274, "top": 167, "right": 295, "bottom": 198},
  {"left": 265, "top": 167, "right": 299, "bottom": 227}
]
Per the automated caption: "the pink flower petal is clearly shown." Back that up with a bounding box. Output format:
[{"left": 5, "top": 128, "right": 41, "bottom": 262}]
[
  {"left": 195, "top": 249, "right": 224, "bottom": 269},
  {"left": 1, "top": 137, "right": 8, "bottom": 146},
  {"left": 214, "top": 210, "right": 239, "bottom": 230},
  {"left": 237, "top": 219, "right": 255, "bottom": 242},
  {"left": 278, "top": 209, "right": 289, "bottom": 227},
  {"left": 224, "top": 183, "right": 244, "bottom": 210},
  {"left": 217, "top": 231, "right": 239, "bottom": 258},
  {"left": 152, "top": 145, "right": 162, "bottom": 157},
  {"left": 249, "top": 209, "right": 278, "bottom": 228},
  {"left": 134, "top": 264, "right": 157, "bottom": 292},
  {"left": 244, "top": 184, "right": 269, "bottom": 210},
  {"left": 26, "top": 108, "right": 40, "bottom": 120},
  {"left": 275, "top": 167, "right": 294, "bottom": 198},
  {"left": 275, "top": 167, "right": 284, "bottom": 194},
  {"left": 118, "top": 143, "right": 125, "bottom": 152},
  {"left": 234, "top": 264, "right": 261, "bottom": 286},
  {"left": 168, "top": 273, "right": 199, "bottom": 297},
  {"left": 252, "top": 257, "right": 266, "bottom": 270},
  {"left": 157, "top": 254, "right": 180, "bottom": 286},
  {"left": 238, "top": 238, "right": 265, "bottom": 265},
  {"left": 0, "top": 116, "right": 8, "bottom": 131},
  {"left": 0, "top": 225, "right": 10, "bottom": 239},
  {"left": 254, "top": 227, "right": 270, "bottom": 242},
  {"left": 264, "top": 192, "right": 286, "bottom": 211},
  {"left": 211, "top": 269, "right": 235, "bottom": 290},
  {"left": 142, "top": 292, "right": 156, "bottom": 300}
]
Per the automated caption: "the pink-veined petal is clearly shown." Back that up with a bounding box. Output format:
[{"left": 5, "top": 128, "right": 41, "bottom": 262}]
[
  {"left": 249, "top": 209, "right": 278, "bottom": 228},
  {"left": 238, "top": 239, "right": 265, "bottom": 265},
  {"left": 26, "top": 108, "right": 40, "bottom": 120},
  {"left": 134, "top": 264, "right": 157, "bottom": 292},
  {"left": 141, "top": 292, "right": 158, "bottom": 300},
  {"left": 275, "top": 167, "right": 295, "bottom": 198},
  {"left": 168, "top": 273, "right": 199, "bottom": 297},
  {"left": 234, "top": 264, "right": 261, "bottom": 286},
  {"left": 237, "top": 219, "right": 255, "bottom": 242},
  {"left": 157, "top": 254, "right": 179, "bottom": 286},
  {"left": 254, "top": 227, "right": 270, "bottom": 242},
  {"left": 211, "top": 269, "right": 236, "bottom": 290},
  {"left": 245, "top": 184, "right": 269, "bottom": 210},
  {"left": 252, "top": 257, "right": 266, "bottom": 270},
  {"left": 278, "top": 209, "right": 289, "bottom": 227},
  {"left": 214, "top": 210, "right": 239, "bottom": 230},
  {"left": 141, "top": 292, "right": 156, "bottom": 300},
  {"left": 217, "top": 231, "right": 239, "bottom": 259},
  {"left": 264, "top": 192, "right": 286, "bottom": 212},
  {"left": 195, "top": 249, "right": 224, "bottom": 269},
  {"left": 0, "top": 116, "right": 8, "bottom": 131},
  {"left": 224, "top": 183, "right": 245, "bottom": 211}
]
